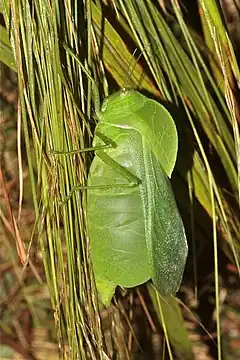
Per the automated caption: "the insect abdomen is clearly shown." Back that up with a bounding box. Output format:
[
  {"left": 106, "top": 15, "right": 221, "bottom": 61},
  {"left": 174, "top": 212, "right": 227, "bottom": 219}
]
[{"left": 87, "top": 126, "right": 150, "bottom": 288}]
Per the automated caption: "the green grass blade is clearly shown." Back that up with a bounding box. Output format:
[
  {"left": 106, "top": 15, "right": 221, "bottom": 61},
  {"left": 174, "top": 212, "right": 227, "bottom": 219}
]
[
  {"left": 0, "top": 25, "right": 16, "bottom": 71},
  {"left": 148, "top": 285, "right": 193, "bottom": 360}
]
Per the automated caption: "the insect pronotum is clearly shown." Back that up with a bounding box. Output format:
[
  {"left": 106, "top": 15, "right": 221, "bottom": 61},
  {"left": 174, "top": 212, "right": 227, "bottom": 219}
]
[{"left": 55, "top": 44, "right": 188, "bottom": 305}]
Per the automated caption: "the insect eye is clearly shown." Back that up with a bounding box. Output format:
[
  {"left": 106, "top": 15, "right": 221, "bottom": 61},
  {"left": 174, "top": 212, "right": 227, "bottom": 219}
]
[{"left": 121, "top": 87, "right": 128, "bottom": 95}]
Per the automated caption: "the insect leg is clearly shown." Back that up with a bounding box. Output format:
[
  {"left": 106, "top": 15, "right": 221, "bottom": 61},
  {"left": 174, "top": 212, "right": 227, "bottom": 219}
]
[
  {"left": 96, "top": 151, "right": 141, "bottom": 186},
  {"left": 51, "top": 144, "right": 111, "bottom": 156},
  {"left": 54, "top": 131, "right": 140, "bottom": 204},
  {"left": 61, "top": 181, "right": 139, "bottom": 205},
  {"left": 60, "top": 152, "right": 141, "bottom": 205},
  {"left": 51, "top": 132, "right": 117, "bottom": 156}
]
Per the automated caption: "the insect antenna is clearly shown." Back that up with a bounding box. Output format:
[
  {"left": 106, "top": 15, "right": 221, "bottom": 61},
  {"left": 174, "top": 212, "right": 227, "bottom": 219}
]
[
  {"left": 122, "top": 48, "right": 143, "bottom": 90},
  {"left": 60, "top": 41, "right": 101, "bottom": 115}
]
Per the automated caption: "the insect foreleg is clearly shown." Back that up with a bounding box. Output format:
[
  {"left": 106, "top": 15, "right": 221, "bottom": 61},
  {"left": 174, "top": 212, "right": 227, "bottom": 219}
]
[
  {"left": 95, "top": 131, "right": 117, "bottom": 149},
  {"left": 51, "top": 132, "right": 117, "bottom": 156}
]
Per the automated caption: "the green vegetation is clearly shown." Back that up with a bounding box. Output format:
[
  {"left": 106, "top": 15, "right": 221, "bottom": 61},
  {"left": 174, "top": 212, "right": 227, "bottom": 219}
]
[{"left": 0, "top": 1, "right": 239, "bottom": 359}]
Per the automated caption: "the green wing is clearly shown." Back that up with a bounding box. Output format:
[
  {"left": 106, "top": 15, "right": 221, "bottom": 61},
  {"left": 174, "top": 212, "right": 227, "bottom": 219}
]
[{"left": 141, "top": 140, "right": 188, "bottom": 295}]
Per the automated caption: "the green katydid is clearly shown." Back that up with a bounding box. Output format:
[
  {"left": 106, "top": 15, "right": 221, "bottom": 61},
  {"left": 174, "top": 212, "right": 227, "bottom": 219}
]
[{"left": 55, "top": 43, "right": 188, "bottom": 305}]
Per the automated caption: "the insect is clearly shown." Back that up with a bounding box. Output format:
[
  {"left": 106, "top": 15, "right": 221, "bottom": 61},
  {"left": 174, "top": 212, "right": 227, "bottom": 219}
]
[
  {"left": 56, "top": 44, "right": 188, "bottom": 305},
  {"left": 86, "top": 89, "right": 188, "bottom": 305}
]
